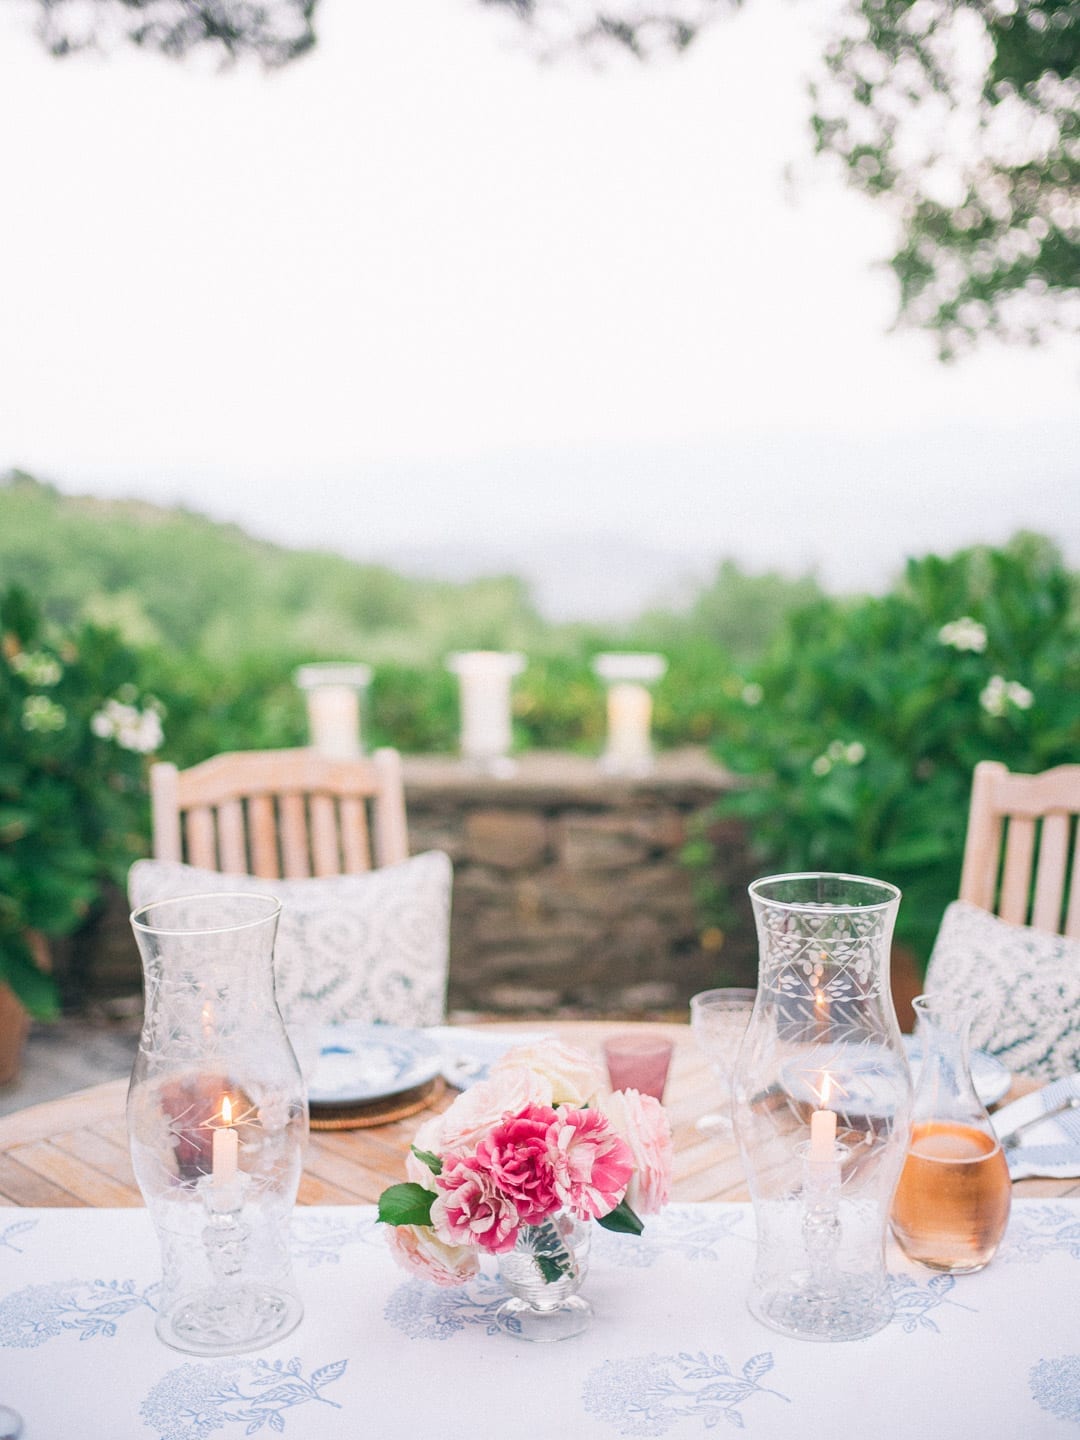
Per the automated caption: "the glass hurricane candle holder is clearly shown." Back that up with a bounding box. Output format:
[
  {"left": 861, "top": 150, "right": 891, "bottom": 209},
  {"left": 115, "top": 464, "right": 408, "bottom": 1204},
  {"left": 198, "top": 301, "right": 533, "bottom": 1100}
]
[
  {"left": 733, "top": 873, "right": 913, "bottom": 1342},
  {"left": 128, "top": 893, "right": 307, "bottom": 1356}
]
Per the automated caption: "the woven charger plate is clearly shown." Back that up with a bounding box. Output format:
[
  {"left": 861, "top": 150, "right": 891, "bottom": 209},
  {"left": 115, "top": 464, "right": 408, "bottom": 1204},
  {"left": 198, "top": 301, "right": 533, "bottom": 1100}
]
[{"left": 309, "top": 1075, "right": 445, "bottom": 1130}]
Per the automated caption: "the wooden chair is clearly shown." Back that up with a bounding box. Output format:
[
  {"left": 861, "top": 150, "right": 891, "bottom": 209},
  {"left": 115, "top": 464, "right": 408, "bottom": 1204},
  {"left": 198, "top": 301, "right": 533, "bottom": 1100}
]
[
  {"left": 959, "top": 760, "right": 1080, "bottom": 937},
  {"left": 149, "top": 747, "right": 409, "bottom": 878}
]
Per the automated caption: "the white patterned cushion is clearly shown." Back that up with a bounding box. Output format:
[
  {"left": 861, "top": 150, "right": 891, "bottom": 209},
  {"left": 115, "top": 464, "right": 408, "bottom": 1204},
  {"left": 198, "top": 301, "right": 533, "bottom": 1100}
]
[
  {"left": 924, "top": 900, "right": 1080, "bottom": 1081},
  {"left": 128, "top": 851, "right": 452, "bottom": 1030}
]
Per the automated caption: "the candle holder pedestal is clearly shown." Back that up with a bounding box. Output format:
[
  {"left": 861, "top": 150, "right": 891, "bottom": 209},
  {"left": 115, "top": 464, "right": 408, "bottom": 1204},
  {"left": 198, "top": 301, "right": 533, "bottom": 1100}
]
[{"left": 128, "top": 894, "right": 307, "bottom": 1356}]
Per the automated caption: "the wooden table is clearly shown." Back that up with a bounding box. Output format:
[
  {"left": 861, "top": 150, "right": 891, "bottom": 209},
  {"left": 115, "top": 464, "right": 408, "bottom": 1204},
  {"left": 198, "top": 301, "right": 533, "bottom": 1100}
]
[{"left": 0, "top": 1021, "right": 1074, "bottom": 1208}]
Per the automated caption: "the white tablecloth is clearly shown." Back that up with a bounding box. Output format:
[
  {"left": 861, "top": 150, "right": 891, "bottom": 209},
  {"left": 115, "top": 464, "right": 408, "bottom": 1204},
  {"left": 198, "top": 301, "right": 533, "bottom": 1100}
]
[{"left": 2, "top": 1201, "right": 1079, "bottom": 1439}]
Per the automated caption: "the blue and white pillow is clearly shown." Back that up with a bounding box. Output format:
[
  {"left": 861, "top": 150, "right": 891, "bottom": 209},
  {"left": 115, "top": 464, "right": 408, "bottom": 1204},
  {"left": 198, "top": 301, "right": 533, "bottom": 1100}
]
[
  {"left": 924, "top": 900, "right": 1080, "bottom": 1081},
  {"left": 128, "top": 851, "right": 452, "bottom": 1030}
]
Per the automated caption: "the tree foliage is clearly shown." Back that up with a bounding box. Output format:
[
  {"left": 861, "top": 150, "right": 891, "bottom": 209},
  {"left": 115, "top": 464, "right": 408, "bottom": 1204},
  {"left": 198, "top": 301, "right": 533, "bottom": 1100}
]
[
  {"left": 811, "top": 0, "right": 1080, "bottom": 357},
  {"left": 27, "top": 0, "right": 318, "bottom": 66}
]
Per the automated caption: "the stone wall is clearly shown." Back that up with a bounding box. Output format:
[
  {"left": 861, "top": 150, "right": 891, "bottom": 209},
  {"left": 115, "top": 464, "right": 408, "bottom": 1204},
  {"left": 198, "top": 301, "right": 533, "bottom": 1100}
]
[
  {"left": 65, "top": 748, "right": 759, "bottom": 1019},
  {"left": 402, "top": 749, "right": 757, "bottom": 1017}
]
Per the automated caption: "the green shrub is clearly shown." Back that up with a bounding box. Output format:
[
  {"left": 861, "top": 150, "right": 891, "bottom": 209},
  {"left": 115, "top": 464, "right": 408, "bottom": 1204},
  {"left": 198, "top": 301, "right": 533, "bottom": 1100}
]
[
  {"left": 0, "top": 587, "right": 165, "bottom": 1016},
  {"left": 708, "top": 534, "right": 1080, "bottom": 965}
]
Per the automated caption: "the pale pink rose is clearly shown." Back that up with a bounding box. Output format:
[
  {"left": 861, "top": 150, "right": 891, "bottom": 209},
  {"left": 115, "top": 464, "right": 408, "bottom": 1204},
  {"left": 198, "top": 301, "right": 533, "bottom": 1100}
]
[
  {"left": 475, "top": 1106, "right": 559, "bottom": 1222},
  {"left": 548, "top": 1106, "right": 633, "bottom": 1221},
  {"left": 385, "top": 1223, "right": 478, "bottom": 1287},
  {"left": 491, "top": 1040, "right": 604, "bottom": 1107},
  {"left": 432, "top": 1155, "right": 523, "bottom": 1253},
  {"left": 405, "top": 1115, "right": 445, "bottom": 1186},
  {"left": 436, "top": 1067, "right": 553, "bottom": 1154},
  {"left": 599, "top": 1088, "right": 673, "bottom": 1215}
]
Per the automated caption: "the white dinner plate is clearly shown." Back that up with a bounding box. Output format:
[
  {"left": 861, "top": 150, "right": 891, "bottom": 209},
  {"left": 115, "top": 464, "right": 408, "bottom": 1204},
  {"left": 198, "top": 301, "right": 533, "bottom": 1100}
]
[
  {"left": 423, "top": 1027, "right": 546, "bottom": 1090},
  {"left": 307, "top": 1023, "right": 442, "bottom": 1106},
  {"left": 903, "top": 1035, "right": 1011, "bottom": 1108}
]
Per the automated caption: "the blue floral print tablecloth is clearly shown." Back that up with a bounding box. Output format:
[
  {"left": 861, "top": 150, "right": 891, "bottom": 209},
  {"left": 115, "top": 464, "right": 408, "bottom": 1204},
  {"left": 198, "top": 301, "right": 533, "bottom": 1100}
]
[{"left": 2, "top": 1201, "right": 1079, "bottom": 1439}]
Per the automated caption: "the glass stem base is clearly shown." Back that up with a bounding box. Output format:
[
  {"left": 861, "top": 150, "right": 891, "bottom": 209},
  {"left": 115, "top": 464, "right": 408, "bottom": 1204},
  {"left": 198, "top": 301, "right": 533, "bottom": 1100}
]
[
  {"left": 496, "top": 1294, "right": 593, "bottom": 1342},
  {"left": 157, "top": 1283, "right": 303, "bottom": 1356}
]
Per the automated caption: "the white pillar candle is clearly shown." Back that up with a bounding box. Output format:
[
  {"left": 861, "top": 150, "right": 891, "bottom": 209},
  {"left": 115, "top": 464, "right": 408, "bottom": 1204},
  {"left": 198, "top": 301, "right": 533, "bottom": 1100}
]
[
  {"left": 809, "top": 1105, "right": 837, "bottom": 1162},
  {"left": 212, "top": 1096, "right": 239, "bottom": 1188}
]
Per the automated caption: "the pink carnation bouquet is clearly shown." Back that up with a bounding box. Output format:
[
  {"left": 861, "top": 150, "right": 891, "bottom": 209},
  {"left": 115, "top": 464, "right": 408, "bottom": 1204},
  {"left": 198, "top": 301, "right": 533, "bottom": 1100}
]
[{"left": 378, "top": 1040, "right": 673, "bottom": 1289}]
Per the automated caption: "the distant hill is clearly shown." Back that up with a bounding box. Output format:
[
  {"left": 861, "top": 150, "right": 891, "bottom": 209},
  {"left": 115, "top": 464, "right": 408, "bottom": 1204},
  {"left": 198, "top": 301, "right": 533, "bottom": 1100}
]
[{"left": 0, "top": 472, "right": 548, "bottom": 667}]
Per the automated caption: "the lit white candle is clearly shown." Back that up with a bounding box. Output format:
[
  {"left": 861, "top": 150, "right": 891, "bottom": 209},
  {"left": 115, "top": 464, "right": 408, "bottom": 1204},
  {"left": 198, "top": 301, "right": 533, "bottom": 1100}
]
[
  {"left": 212, "top": 1096, "right": 239, "bottom": 1188},
  {"left": 810, "top": 1074, "right": 837, "bottom": 1162}
]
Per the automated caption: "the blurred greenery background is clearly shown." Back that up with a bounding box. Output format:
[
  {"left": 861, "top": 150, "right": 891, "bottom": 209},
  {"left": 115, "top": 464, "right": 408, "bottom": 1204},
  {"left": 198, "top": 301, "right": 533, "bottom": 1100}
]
[{"left": 2, "top": 469, "right": 1078, "bottom": 1015}]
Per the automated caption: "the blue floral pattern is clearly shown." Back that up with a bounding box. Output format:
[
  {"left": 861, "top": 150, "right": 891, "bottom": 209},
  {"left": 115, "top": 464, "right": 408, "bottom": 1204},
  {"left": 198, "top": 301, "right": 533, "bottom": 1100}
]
[
  {"left": 0, "top": 1218, "right": 37, "bottom": 1253},
  {"left": 887, "top": 1272, "right": 976, "bottom": 1333},
  {"left": 593, "top": 1207, "right": 749, "bottom": 1269},
  {"left": 1030, "top": 1355, "right": 1080, "bottom": 1426},
  {"left": 1000, "top": 1205, "right": 1080, "bottom": 1264},
  {"left": 0, "top": 1277, "right": 159, "bottom": 1346},
  {"left": 582, "top": 1350, "right": 789, "bottom": 1435},
  {"left": 290, "top": 1211, "right": 379, "bottom": 1268},
  {"left": 140, "top": 1355, "right": 347, "bottom": 1439},
  {"left": 384, "top": 1273, "right": 507, "bottom": 1340}
]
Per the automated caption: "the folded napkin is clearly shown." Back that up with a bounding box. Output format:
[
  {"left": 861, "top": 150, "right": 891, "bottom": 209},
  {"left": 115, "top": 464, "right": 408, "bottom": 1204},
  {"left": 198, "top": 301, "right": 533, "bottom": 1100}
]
[
  {"left": 991, "top": 1073, "right": 1080, "bottom": 1180},
  {"left": 423, "top": 1027, "right": 546, "bottom": 1090}
]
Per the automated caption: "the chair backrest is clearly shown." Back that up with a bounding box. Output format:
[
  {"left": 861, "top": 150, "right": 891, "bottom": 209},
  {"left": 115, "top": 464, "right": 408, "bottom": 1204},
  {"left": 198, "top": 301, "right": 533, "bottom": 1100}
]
[
  {"left": 959, "top": 760, "right": 1080, "bottom": 937},
  {"left": 150, "top": 747, "right": 409, "bottom": 878}
]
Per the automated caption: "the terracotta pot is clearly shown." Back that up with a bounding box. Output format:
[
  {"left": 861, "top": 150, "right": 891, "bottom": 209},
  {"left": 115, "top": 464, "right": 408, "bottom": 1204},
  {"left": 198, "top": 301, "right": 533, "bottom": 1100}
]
[{"left": 0, "top": 983, "right": 30, "bottom": 1087}]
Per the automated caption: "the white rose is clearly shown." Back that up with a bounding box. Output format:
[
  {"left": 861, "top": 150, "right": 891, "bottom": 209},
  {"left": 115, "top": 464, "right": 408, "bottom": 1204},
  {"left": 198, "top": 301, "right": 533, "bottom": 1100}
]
[{"left": 490, "top": 1040, "right": 604, "bottom": 1107}]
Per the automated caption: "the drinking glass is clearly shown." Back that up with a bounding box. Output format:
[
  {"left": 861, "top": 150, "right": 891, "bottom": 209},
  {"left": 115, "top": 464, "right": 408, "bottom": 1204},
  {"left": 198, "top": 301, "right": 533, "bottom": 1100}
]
[
  {"left": 602, "top": 1032, "right": 674, "bottom": 1101},
  {"left": 689, "top": 988, "right": 756, "bottom": 1136}
]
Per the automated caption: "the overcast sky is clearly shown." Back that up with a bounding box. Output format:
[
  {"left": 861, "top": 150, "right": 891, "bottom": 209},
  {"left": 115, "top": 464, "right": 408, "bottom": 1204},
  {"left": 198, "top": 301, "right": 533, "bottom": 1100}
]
[{"left": 1, "top": 0, "right": 1077, "bottom": 612}]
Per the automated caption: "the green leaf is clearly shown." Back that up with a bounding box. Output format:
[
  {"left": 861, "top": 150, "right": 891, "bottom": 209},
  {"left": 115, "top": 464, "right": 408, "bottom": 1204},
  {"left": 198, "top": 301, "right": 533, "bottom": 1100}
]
[
  {"left": 376, "top": 1182, "right": 435, "bottom": 1228},
  {"left": 536, "top": 1253, "right": 571, "bottom": 1284},
  {"left": 410, "top": 1145, "right": 442, "bottom": 1176},
  {"left": 596, "top": 1198, "right": 644, "bottom": 1236}
]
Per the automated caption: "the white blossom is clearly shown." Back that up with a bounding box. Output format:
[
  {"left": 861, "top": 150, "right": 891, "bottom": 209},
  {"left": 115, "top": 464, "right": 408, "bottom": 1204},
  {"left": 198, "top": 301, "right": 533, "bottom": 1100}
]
[
  {"left": 811, "top": 754, "right": 832, "bottom": 777},
  {"left": 21, "top": 695, "right": 66, "bottom": 732},
  {"left": 90, "top": 697, "right": 164, "bottom": 753},
  {"left": 9, "top": 650, "right": 63, "bottom": 686},
  {"left": 938, "top": 616, "right": 988, "bottom": 653},
  {"left": 741, "top": 682, "right": 763, "bottom": 707},
  {"left": 980, "top": 675, "right": 1035, "bottom": 717}
]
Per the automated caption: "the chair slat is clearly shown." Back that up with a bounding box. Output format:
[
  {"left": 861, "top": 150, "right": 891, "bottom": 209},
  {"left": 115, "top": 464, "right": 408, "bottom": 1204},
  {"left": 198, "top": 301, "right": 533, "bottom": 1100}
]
[
  {"left": 1000, "top": 817, "right": 1036, "bottom": 924},
  {"left": 339, "top": 797, "right": 372, "bottom": 872},
  {"left": 279, "top": 794, "right": 311, "bottom": 879},
  {"left": 310, "top": 796, "right": 341, "bottom": 877},
  {"left": 217, "top": 799, "right": 248, "bottom": 874},
  {"left": 185, "top": 807, "right": 218, "bottom": 870},
  {"left": 1031, "top": 814, "right": 1069, "bottom": 934},
  {"left": 248, "top": 797, "right": 280, "bottom": 879},
  {"left": 1065, "top": 826, "right": 1080, "bottom": 940}
]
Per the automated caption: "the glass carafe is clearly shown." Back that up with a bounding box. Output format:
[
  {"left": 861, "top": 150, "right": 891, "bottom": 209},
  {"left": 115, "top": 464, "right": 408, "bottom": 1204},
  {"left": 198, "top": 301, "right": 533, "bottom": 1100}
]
[
  {"left": 733, "top": 873, "right": 913, "bottom": 1341},
  {"left": 890, "top": 994, "right": 1010, "bottom": 1273},
  {"left": 128, "top": 893, "right": 307, "bottom": 1355}
]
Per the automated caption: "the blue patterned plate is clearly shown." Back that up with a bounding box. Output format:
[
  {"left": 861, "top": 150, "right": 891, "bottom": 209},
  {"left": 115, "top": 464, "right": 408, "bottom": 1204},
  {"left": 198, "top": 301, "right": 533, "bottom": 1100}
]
[
  {"left": 903, "top": 1035, "right": 1011, "bottom": 1107},
  {"left": 307, "top": 1023, "right": 442, "bottom": 1105}
]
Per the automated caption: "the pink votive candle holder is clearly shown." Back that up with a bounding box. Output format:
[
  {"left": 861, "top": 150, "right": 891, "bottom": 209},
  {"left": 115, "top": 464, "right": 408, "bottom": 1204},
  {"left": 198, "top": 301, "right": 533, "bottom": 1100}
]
[{"left": 602, "top": 1033, "right": 674, "bottom": 1102}]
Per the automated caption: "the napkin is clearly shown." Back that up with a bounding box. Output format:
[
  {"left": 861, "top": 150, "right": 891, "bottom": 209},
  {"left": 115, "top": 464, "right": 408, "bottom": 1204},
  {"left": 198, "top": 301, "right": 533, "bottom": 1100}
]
[
  {"left": 423, "top": 1027, "right": 546, "bottom": 1089},
  {"left": 991, "top": 1073, "right": 1080, "bottom": 1179}
]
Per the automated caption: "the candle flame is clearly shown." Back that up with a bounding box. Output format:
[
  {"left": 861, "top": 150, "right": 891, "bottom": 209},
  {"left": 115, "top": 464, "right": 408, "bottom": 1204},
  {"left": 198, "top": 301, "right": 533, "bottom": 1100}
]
[
  {"left": 819, "top": 1072, "right": 832, "bottom": 1109},
  {"left": 221, "top": 1095, "right": 233, "bottom": 1127}
]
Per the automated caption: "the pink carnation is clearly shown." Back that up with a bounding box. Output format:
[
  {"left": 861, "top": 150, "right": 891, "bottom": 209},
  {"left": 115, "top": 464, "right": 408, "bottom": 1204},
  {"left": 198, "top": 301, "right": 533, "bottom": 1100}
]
[
  {"left": 432, "top": 1155, "right": 523, "bottom": 1254},
  {"left": 548, "top": 1107, "right": 633, "bottom": 1221},
  {"left": 385, "top": 1223, "right": 478, "bottom": 1288},
  {"left": 599, "top": 1088, "right": 673, "bottom": 1215},
  {"left": 475, "top": 1106, "right": 560, "bottom": 1223}
]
